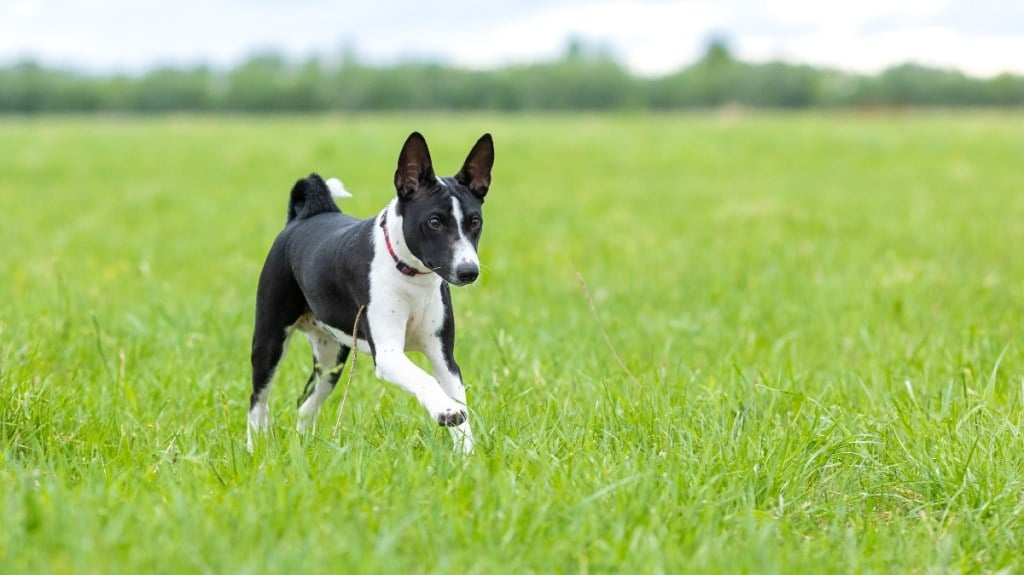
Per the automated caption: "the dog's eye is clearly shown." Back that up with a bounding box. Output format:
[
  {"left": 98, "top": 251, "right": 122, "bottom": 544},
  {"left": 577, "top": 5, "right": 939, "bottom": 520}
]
[
  {"left": 469, "top": 216, "right": 482, "bottom": 230},
  {"left": 428, "top": 216, "right": 443, "bottom": 230}
]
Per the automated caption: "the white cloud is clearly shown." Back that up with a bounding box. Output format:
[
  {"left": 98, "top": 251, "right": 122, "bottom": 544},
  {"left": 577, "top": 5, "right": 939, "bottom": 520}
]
[
  {"left": 0, "top": 0, "right": 1020, "bottom": 77},
  {"left": 758, "top": 0, "right": 951, "bottom": 30},
  {"left": 7, "top": 1, "right": 42, "bottom": 17},
  {"left": 739, "top": 26, "right": 1024, "bottom": 77},
  {"left": 353, "top": 1, "right": 723, "bottom": 76}
]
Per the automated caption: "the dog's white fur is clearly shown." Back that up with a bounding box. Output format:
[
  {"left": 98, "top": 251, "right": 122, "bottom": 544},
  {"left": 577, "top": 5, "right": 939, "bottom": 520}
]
[
  {"left": 325, "top": 177, "right": 351, "bottom": 199},
  {"left": 366, "top": 202, "right": 474, "bottom": 452},
  {"left": 449, "top": 196, "right": 480, "bottom": 276}
]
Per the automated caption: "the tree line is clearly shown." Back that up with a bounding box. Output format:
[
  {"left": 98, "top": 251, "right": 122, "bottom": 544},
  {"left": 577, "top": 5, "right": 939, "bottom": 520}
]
[{"left": 2, "top": 39, "right": 1022, "bottom": 113}]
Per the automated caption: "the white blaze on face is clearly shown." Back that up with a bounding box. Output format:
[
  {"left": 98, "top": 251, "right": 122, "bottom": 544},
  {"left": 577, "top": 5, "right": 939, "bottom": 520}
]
[{"left": 450, "top": 196, "right": 479, "bottom": 270}]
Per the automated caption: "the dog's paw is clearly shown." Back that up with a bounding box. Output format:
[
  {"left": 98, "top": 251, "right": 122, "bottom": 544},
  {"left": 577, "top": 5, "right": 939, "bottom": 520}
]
[{"left": 436, "top": 407, "right": 467, "bottom": 427}]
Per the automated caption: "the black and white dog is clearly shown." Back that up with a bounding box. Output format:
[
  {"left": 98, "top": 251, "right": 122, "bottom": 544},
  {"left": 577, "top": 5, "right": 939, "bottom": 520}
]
[{"left": 248, "top": 132, "right": 493, "bottom": 453}]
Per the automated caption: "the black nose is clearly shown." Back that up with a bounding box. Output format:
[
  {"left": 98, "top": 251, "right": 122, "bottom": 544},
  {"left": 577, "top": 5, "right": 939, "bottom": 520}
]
[{"left": 455, "top": 263, "right": 479, "bottom": 283}]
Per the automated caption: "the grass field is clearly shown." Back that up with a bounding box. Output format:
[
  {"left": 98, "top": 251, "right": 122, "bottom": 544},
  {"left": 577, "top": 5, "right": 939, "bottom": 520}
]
[{"left": 2, "top": 112, "right": 1024, "bottom": 573}]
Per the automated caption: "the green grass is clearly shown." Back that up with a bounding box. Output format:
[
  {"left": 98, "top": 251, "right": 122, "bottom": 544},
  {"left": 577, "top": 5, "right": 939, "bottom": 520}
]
[{"left": 2, "top": 112, "right": 1024, "bottom": 573}]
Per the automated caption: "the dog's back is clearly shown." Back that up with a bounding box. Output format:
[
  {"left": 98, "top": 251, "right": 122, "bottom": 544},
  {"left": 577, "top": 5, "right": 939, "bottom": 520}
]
[{"left": 263, "top": 174, "right": 373, "bottom": 329}]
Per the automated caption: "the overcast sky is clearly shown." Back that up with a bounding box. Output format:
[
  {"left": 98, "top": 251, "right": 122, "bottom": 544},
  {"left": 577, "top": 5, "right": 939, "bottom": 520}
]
[{"left": 1, "top": 0, "right": 1021, "bottom": 77}]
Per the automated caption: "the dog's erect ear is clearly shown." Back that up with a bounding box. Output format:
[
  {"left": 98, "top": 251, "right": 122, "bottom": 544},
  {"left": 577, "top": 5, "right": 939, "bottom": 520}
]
[
  {"left": 394, "top": 132, "right": 436, "bottom": 200},
  {"left": 455, "top": 133, "right": 494, "bottom": 200}
]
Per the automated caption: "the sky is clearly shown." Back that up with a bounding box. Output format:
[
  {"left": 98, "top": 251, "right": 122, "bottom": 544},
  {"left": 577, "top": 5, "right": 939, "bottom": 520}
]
[{"left": 1, "top": 0, "right": 1022, "bottom": 78}]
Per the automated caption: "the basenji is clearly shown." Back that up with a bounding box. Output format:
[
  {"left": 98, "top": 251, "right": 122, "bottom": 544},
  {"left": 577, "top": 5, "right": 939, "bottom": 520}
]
[{"left": 248, "top": 132, "right": 494, "bottom": 453}]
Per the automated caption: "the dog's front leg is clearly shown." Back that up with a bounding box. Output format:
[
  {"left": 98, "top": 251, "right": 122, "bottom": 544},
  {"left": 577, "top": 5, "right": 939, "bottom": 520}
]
[
  {"left": 368, "top": 302, "right": 467, "bottom": 427},
  {"left": 423, "top": 345, "right": 474, "bottom": 454},
  {"left": 374, "top": 351, "right": 468, "bottom": 427}
]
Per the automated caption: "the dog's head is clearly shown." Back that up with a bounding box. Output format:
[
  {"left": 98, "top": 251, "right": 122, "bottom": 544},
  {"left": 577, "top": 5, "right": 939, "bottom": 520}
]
[{"left": 393, "top": 132, "right": 494, "bottom": 286}]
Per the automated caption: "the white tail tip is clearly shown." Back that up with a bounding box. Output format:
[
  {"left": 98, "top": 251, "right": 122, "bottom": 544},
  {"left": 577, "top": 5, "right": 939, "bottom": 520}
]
[{"left": 326, "top": 178, "right": 352, "bottom": 199}]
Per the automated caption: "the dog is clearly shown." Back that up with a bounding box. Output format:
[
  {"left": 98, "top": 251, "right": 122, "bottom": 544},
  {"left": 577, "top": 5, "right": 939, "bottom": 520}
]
[{"left": 247, "top": 132, "right": 493, "bottom": 454}]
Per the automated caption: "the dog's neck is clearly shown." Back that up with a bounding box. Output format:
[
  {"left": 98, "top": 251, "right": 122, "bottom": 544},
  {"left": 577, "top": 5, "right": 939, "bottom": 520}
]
[{"left": 379, "top": 201, "right": 433, "bottom": 277}]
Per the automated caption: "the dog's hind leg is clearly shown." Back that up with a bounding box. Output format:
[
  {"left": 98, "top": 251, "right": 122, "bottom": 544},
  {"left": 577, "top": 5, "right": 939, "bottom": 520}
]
[
  {"left": 248, "top": 324, "right": 293, "bottom": 452},
  {"left": 296, "top": 329, "right": 351, "bottom": 435},
  {"left": 248, "top": 302, "right": 306, "bottom": 452},
  {"left": 249, "top": 246, "right": 307, "bottom": 452},
  {"left": 296, "top": 351, "right": 323, "bottom": 410}
]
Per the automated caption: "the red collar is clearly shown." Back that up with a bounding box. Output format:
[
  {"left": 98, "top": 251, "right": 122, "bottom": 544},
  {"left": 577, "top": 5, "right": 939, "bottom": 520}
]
[{"left": 380, "top": 210, "right": 426, "bottom": 276}]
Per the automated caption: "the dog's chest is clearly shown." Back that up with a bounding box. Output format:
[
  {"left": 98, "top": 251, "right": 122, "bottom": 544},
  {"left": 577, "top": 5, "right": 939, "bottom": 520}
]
[
  {"left": 405, "top": 291, "right": 445, "bottom": 344},
  {"left": 375, "top": 280, "right": 447, "bottom": 349}
]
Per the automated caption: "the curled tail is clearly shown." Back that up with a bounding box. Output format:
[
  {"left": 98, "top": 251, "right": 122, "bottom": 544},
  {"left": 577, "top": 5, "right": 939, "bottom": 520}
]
[{"left": 286, "top": 174, "right": 351, "bottom": 222}]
